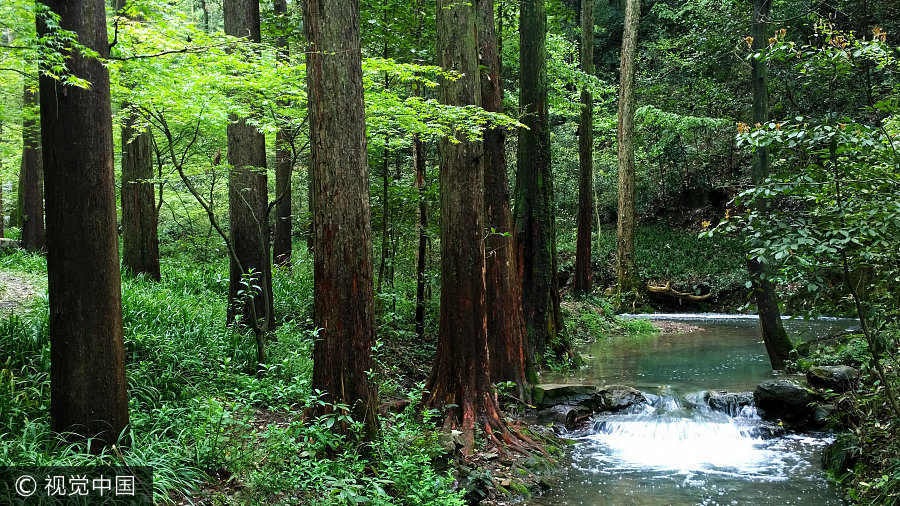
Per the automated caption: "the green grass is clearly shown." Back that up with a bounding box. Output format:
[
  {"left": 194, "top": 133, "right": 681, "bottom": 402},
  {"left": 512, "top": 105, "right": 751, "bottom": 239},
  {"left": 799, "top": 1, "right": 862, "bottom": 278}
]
[
  {"left": 0, "top": 247, "right": 463, "bottom": 505},
  {"left": 559, "top": 223, "right": 748, "bottom": 303},
  {"left": 561, "top": 293, "right": 659, "bottom": 347}
]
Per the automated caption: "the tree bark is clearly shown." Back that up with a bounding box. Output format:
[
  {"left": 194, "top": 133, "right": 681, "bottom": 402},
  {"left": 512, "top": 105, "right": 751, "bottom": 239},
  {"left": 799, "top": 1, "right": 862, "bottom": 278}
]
[
  {"left": 304, "top": 0, "right": 379, "bottom": 439},
  {"left": 477, "top": 0, "right": 528, "bottom": 398},
  {"left": 748, "top": 0, "right": 792, "bottom": 369},
  {"left": 413, "top": 136, "right": 428, "bottom": 340},
  {"left": 516, "top": 0, "right": 567, "bottom": 376},
  {"left": 427, "top": 0, "right": 511, "bottom": 455},
  {"left": 616, "top": 0, "right": 639, "bottom": 294},
  {"left": 118, "top": 0, "right": 159, "bottom": 280},
  {"left": 273, "top": 0, "right": 292, "bottom": 268},
  {"left": 224, "top": 0, "right": 274, "bottom": 332},
  {"left": 120, "top": 120, "right": 159, "bottom": 279},
  {"left": 413, "top": 0, "right": 428, "bottom": 342},
  {"left": 574, "top": 0, "right": 594, "bottom": 294},
  {"left": 37, "top": 0, "right": 129, "bottom": 452},
  {"left": 20, "top": 84, "right": 46, "bottom": 252}
]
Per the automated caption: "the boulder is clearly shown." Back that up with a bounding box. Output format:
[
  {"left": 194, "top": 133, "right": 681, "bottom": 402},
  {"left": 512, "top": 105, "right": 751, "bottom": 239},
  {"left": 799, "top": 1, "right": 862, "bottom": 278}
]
[
  {"left": 532, "top": 384, "right": 597, "bottom": 409},
  {"left": 535, "top": 404, "right": 591, "bottom": 429},
  {"left": 812, "top": 404, "right": 836, "bottom": 427},
  {"left": 807, "top": 365, "right": 858, "bottom": 393},
  {"left": 594, "top": 385, "right": 647, "bottom": 412},
  {"left": 754, "top": 379, "right": 819, "bottom": 425},
  {"left": 706, "top": 391, "right": 754, "bottom": 416}
]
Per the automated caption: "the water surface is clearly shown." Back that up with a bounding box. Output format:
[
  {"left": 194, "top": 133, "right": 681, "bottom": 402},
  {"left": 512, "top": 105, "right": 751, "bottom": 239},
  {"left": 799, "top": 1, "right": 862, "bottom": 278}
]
[{"left": 533, "top": 316, "right": 853, "bottom": 506}]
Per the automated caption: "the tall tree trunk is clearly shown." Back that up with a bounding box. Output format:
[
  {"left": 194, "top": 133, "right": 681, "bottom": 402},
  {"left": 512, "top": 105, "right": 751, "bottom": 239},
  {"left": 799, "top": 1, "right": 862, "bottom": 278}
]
[
  {"left": 20, "top": 85, "right": 45, "bottom": 252},
  {"left": 427, "top": 0, "right": 510, "bottom": 456},
  {"left": 413, "top": 136, "right": 427, "bottom": 340},
  {"left": 413, "top": 0, "right": 428, "bottom": 342},
  {"left": 516, "top": 0, "right": 567, "bottom": 375},
  {"left": 116, "top": 0, "right": 161, "bottom": 281},
  {"left": 120, "top": 120, "right": 159, "bottom": 279},
  {"left": 304, "top": 0, "right": 379, "bottom": 439},
  {"left": 377, "top": 147, "right": 390, "bottom": 293},
  {"left": 273, "top": 0, "right": 292, "bottom": 268},
  {"left": 37, "top": 0, "right": 129, "bottom": 452},
  {"left": 574, "top": 0, "right": 594, "bottom": 294},
  {"left": 748, "top": 0, "right": 792, "bottom": 369},
  {"left": 616, "top": 0, "right": 639, "bottom": 294},
  {"left": 200, "top": 0, "right": 210, "bottom": 32},
  {"left": 224, "top": 0, "right": 274, "bottom": 335},
  {"left": 477, "top": 0, "right": 528, "bottom": 398}
]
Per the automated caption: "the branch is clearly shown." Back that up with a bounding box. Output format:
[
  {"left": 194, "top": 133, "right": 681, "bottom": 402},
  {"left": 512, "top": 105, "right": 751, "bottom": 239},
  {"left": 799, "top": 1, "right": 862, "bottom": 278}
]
[
  {"left": 107, "top": 42, "right": 233, "bottom": 61},
  {"left": 646, "top": 282, "right": 712, "bottom": 302}
]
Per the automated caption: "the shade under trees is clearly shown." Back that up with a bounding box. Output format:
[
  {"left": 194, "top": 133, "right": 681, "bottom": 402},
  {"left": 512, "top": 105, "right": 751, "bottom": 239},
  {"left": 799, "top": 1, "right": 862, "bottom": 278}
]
[{"left": 37, "top": 0, "right": 130, "bottom": 451}]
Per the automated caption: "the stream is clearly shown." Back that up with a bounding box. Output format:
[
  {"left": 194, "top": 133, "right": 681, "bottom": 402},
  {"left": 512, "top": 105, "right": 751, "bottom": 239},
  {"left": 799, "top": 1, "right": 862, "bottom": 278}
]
[{"left": 532, "top": 315, "right": 856, "bottom": 506}]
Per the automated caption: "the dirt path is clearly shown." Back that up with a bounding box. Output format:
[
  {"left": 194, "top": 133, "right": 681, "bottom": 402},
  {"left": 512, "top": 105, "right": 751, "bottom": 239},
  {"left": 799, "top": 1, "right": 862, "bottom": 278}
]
[{"left": 0, "top": 271, "right": 39, "bottom": 312}]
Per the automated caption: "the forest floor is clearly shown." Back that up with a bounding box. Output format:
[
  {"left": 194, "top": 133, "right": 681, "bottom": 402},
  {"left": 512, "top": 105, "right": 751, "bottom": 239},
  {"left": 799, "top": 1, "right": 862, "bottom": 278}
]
[
  {"left": 0, "top": 248, "right": 586, "bottom": 505},
  {"left": 0, "top": 270, "right": 38, "bottom": 312}
]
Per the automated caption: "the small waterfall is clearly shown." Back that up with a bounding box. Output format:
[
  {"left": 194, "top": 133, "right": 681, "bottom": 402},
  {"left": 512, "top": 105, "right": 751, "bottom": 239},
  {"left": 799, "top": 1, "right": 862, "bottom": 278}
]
[{"left": 582, "top": 394, "right": 770, "bottom": 475}]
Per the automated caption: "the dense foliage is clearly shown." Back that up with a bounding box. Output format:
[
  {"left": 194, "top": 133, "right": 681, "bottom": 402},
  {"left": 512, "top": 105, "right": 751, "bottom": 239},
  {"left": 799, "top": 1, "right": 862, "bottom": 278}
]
[{"left": 1, "top": 0, "right": 897, "bottom": 503}]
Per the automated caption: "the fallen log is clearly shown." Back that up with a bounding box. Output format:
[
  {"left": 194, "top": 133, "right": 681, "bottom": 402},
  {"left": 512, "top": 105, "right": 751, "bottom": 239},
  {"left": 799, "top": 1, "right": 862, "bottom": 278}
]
[{"left": 646, "top": 281, "right": 712, "bottom": 302}]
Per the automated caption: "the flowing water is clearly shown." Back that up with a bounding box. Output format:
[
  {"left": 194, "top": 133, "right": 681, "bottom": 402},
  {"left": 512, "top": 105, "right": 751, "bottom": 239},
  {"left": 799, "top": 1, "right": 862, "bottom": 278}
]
[{"left": 533, "top": 315, "right": 856, "bottom": 506}]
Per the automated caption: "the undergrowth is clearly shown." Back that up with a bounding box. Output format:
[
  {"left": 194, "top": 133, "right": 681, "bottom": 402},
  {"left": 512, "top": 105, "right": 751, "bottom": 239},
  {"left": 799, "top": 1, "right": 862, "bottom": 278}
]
[
  {"left": 0, "top": 248, "right": 462, "bottom": 504},
  {"left": 790, "top": 328, "right": 900, "bottom": 505}
]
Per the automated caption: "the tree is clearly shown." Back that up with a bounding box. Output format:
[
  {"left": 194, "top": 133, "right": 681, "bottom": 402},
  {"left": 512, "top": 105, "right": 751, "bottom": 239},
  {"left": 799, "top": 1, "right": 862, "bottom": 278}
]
[
  {"left": 516, "top": 0, "right": 566, "bottom": 374},
  {"left": 224, "top": 0, "right": 274, "bottom": 333},
  {"left": 746, "top": 0, "right": 792, "bottom": 369},
  {"left": 615, "top": 0, "right": 639, "bottom": 294},
  {"left": 19, "top": 84, "right": 45, "bottom": 252},
  {"left": 427, "top": 0, "right": 512, "bottom": 455},
  {"left": 574, "top": 0, "right": 593, "bottom": 294},
  {"left": 304, "top": 0, "right": 379, "bottom": 439},
  {"left": 477, "top": 0, "right": 528, "bottom": 397},
  {"left": 272, "top": 0, "right": 293, "bottom": 268},
  {"left": 37, "top": 0, "right": 129, "bottom": 451},
  {"left": 118, "top": 0, "right": 160, "bottom": 280},
  {"left": 413, "top": 0, "right": 428, "bottom": 342}
]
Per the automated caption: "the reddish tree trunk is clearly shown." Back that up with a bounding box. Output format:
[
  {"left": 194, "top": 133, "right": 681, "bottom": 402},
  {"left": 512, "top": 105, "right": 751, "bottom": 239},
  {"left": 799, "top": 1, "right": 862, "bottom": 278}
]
[
  {"left": 427, "top": 0, "right": 514, "bottom": 455},
  {"left": 477, "top": 0, "right": 528, "bottom": 398},
  {"left": 304, "top": 0, "right": 379, "bottom": 439},
  {"left": 224, "top": 0, "right": 274, "bottom": 332},
  {"left": 37, "top": 0, "right": 129, "bottom": 451}
]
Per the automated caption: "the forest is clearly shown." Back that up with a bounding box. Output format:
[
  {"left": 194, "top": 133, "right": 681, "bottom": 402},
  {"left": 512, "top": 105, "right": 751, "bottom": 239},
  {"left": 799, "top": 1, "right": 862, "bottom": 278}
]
[{"left": 0, "top": 0, "right": 898, "bottom": 504}]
